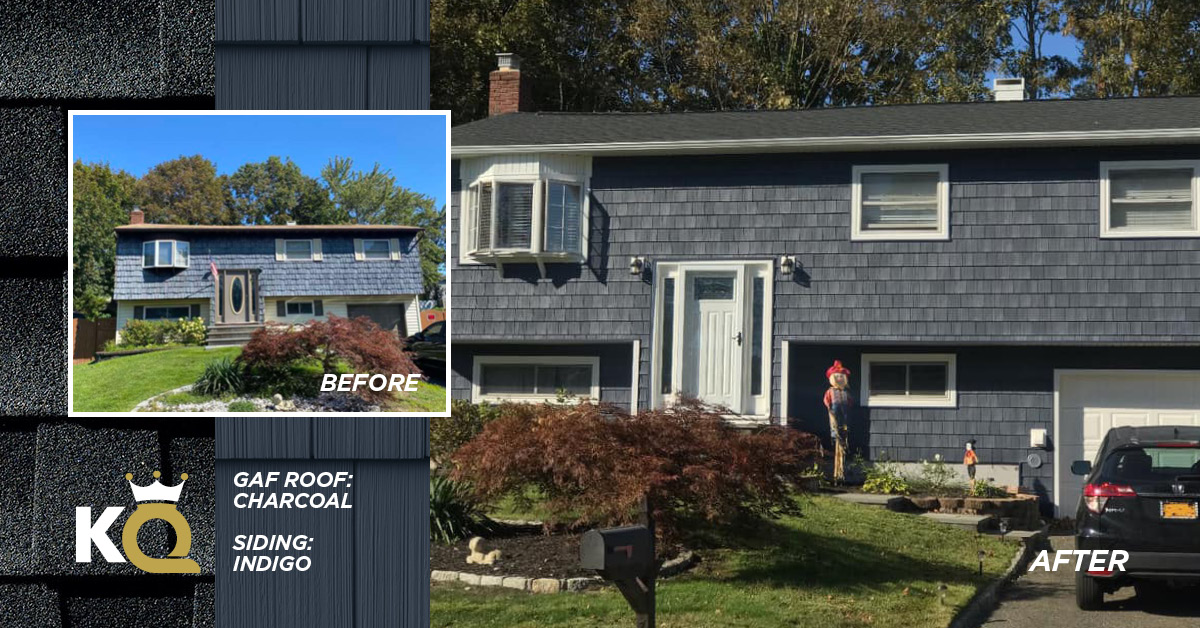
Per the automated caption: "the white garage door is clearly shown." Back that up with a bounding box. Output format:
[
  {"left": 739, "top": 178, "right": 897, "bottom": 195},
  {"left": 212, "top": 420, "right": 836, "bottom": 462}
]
[{"left": 1056, "top": 370, "right": 1200, "bottom": 516}]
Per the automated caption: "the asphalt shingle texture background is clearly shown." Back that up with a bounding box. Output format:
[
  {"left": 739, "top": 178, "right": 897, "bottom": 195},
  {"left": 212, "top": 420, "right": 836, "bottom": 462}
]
[
  {"left": 0, "top": 1, "right": 214, "bottom": 416},
  {"left": 0, "top": 419, "right": 214, "bottom": 627}
]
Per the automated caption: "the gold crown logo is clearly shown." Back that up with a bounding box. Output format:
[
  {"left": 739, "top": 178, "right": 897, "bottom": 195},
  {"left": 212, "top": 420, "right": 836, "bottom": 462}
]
[{"left": 125, "top": 471, "right": 188, "bottom": 503}]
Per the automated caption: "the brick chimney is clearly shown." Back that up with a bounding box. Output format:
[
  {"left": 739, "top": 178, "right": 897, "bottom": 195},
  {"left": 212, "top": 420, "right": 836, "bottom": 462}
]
[
  {"left": 129, "top": 207, "right": 144, "bottom": 225},
  {"left": 489, "top": 53, "right": 533, "bottom": 116}
]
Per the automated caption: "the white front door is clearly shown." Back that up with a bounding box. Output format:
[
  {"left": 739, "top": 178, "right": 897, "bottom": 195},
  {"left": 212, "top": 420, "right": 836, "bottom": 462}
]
[
  {"left": 689, "top": 273, "right": 742, "bottom": 410},
  {"left": 1056, "top": 370, "right": 1200, "bottom": 515}
]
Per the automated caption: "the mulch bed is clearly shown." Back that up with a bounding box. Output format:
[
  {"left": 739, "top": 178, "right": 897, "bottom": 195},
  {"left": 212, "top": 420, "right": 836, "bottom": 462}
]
[
  {"left": 431, "top": 530, "right": 593, "bottom": 579},
  {"left": 431, "top": 529, "right": 685, "bottom": 580}
]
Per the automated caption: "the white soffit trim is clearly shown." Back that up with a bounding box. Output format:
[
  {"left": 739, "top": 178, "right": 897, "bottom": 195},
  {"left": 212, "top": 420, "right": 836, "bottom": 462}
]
[{"left": 452, "top": 128, "right": 1200, "bottom": 158}]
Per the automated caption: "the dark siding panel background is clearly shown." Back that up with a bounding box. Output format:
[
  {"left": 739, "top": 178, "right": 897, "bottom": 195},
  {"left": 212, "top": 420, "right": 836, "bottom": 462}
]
[
  {"left": 216, "top": 417, "right": 429, "bottom": 628},
  {"left": 215, "top": 46, "right": 368, "bottom": 109},
  {"left": 216, "top": 0, "right": 429, "bottom": 109}
]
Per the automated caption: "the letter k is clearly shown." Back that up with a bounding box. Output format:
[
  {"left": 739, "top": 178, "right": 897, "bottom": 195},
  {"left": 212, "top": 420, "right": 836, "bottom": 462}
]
[{"left": 76, "top": 507, "right": 126, "bottom": 563}]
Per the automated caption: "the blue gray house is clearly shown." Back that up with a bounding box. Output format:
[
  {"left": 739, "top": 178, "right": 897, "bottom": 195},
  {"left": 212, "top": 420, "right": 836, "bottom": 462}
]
[
  {"left": 113, "top": 210, "right": 424, "bottom": 347},
  {"left": 450, "top": 59, "right": 1200, "bottom": 515}
]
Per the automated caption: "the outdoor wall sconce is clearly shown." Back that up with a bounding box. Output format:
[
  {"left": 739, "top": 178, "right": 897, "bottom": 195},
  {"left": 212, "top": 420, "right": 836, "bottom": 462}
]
[
  {"left": 629, "top": 256, "right": 647, "bottom": 276},
  {"left": 779, "top": 255, "right": 797, "bottom": 276}
]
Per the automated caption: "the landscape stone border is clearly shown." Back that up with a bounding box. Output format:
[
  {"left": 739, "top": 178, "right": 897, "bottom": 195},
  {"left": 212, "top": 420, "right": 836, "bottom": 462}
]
[
  {"left": 431, "top": 549, "right": 699, "bottom": 594},
  {"left": 947, "top": 525, "right": 1049, "bottom": 628}
]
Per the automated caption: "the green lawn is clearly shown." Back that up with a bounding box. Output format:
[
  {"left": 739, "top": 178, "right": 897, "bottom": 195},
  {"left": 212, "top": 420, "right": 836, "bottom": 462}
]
[
  {"left": 432, "top": 495, "right": 1018, "bottom": 628},
  {"left": 73, "top": 347, "right": 241, "bottom": 412},
  {"left": 74, "top": 346, "right": 446, "bottom": 412}
]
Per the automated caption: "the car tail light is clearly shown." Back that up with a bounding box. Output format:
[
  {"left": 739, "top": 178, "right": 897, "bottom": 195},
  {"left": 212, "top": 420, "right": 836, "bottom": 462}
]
[
  {"left": 1084, "top": 482, "right": 1136, "bottom": 514},
  {"left": 1086, "top": 570, "right": 1114, "bottom": 577}
]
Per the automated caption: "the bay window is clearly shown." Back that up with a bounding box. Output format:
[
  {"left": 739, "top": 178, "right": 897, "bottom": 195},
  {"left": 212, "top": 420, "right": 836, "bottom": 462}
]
[
  {"left": 142, "top": 240, "right": 190, "bottom": 269},
  {"left": 464, "top": 177, "right": 588, "bottom": 259}
]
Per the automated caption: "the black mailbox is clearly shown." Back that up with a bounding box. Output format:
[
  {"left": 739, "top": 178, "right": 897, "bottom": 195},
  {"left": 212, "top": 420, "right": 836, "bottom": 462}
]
[{"left": 580, "top": 525, "right": 653, "bottom": 579}]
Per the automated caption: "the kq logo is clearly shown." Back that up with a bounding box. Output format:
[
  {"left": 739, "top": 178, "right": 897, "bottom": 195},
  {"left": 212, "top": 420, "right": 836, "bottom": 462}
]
[{"left": 75, "top": 471, "right": 201, "bottom": 574}]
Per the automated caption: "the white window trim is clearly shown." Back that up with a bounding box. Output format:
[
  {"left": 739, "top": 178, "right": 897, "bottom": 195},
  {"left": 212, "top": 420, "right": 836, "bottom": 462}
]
[
  {"left": 285, "top": 300, "right": 316, "bottom": 316},
  {"left": 357, "top": 238, "right": 398, "bottom": 261},
  {"left": 282, "top": 239, "right": 316, "bottom": 261},
  {"left": 471, "top": 355, "right": 601, "bottom": 404},
  {"left": 461, "top": 174, "right": 590, "bottom": 263},
  {"left": 1099, "top": 159, "right": 1200, "bottom": 238},
  {"left": 861, "top": 353, "right": 957, "bottom": 408},
  {"left": 141, "top": 240, "right": 190, "bottom": 269},
  {"left": 851, "top": 164, "right": 950, "bottom": 241}
]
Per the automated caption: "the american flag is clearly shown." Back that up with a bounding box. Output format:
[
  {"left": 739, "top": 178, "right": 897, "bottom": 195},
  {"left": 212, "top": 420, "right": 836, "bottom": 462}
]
[{"left": 210, "top": 259, "right": 219, "bottom": 279}]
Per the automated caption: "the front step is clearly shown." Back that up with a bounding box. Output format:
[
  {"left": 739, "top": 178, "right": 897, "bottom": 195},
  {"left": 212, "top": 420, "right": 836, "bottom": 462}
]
[{"left": 206, "top": 323, "right": 263, "bottom": 348}]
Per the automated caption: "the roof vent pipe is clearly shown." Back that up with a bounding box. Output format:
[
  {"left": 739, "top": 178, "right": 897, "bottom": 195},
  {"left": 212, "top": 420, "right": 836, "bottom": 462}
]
[{"left": 993, "top": 77, "right": 1026, "bottom": 102}]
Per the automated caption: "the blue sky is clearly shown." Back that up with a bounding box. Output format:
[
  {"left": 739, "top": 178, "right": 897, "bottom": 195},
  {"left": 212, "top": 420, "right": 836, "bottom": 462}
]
[{"left": 72, "top": 114, "right": 448, "bottom": 207}]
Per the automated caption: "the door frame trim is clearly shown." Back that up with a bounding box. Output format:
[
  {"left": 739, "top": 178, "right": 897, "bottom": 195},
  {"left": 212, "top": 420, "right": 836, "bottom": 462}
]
[
  {"left": 1053, "top": 368, "right": 1200, "bottom": 516},
  {"left": 651, "top": 259, "right": 774, "bottom": 419}
]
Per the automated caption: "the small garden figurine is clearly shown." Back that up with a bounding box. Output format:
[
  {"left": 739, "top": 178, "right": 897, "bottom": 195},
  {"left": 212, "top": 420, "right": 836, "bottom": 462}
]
[
  {"left": 823, "top": 360, "right": 853, "bottom": 483},
  {"left": 964, "top": 439, "right": 979, "bottom": 490}
]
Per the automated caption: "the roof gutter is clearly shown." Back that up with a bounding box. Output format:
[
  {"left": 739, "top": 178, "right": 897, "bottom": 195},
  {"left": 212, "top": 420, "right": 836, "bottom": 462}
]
[{"left": 452, "top": 128, "right": 1200, "bottom": 158}]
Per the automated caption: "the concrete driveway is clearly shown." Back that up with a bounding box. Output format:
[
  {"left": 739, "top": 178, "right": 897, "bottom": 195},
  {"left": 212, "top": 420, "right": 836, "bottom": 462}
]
[{"left": 982, "top": 536, "right": 1200, "bottom": 627}]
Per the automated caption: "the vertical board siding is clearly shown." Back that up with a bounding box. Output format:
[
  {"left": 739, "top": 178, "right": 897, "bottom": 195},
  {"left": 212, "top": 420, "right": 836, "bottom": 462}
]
[
  {"left": 353, "top": 460, "right": 429, "bottom": 627},
  {"left": 217, "top": 0, "right": 428, "bottom": 109},
  {"left": 216, "top": 0, "right": 299, "bottom": 41},
  {"left": 302, "top": 0, "right": 414, "bottom": 42},
  {"left": 215, "top": 417, "right": 430, "bottom": 627},
  {"left": 367, "top": 46, "right": 430, "bottom": 109},
  {"left": 216, "top": 46, "right": 367, "bottom": 109}
]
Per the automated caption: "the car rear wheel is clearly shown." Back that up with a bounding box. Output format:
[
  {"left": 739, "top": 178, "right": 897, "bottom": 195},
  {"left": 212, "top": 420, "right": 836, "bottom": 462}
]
[{"left": 1076, "top": 571, "right": 1105, "bottom": 610}]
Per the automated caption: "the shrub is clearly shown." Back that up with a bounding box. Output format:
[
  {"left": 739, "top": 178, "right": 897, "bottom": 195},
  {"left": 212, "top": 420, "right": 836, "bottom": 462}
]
[
  {"left": 119, "top": 317, "right": 206, "bottom": 348},
  {"left": 193, "top": 357, "right": 245, "bottom": 396},
  {"left": 119, "top": 319, "right": 168, "bottom": 348},
  {"left": 227, "top": 400, "right": 257, "bottom": 412},
  {"left": 239, "top": 315, "right": 418, "bottom": 403},
  {"left": 430, "top": 474, "right": 495, "bottom": 544},
  {"left": 970, "top": 479, "right": 1010, "bottom": 498},
  {"left": 164, "top": 317, "right": 207, "bottom": 345},
  {"left": 451, "top": 398, "right": 820, "bottom": 543},
  {"left": 907, "top": 456, "right": 965, "bottom": 496},
  {"left": 432, "top": 401, "right": 502, "bottom": 465},
  {"left": 862, "top": 459, "right": 910, "bottom": 495}
]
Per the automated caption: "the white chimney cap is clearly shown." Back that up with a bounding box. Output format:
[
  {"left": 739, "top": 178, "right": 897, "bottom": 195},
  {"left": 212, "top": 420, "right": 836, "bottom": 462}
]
[
  {"left": 496, "top": 53, "right": 521, "bottom": 71},
  {"left": 993, "top": 77, "right": 1025, "bottom": 101}
]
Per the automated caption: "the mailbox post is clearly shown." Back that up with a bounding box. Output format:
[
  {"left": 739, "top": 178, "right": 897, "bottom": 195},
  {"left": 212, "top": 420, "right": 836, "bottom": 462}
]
[{"left": 580, "top": 496, "right": 659, "bottom": 628}]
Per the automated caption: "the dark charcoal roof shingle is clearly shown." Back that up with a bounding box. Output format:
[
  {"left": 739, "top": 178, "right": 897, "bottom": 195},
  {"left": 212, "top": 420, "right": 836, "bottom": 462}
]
[
  {"left": 0, "top": 584, "right": 61, "bottom": 627},
  {"left": 0, "top": 0, "right": 213, "bottom": 98},
  {"left": 0, "top": 108, "right": 65, "bottom": 258},
  {"left": 0, "top": 277, "right": 67, "bottom": 416},
  {"left": 452, "top": 96, "right": 1200, "bottom": 149}
]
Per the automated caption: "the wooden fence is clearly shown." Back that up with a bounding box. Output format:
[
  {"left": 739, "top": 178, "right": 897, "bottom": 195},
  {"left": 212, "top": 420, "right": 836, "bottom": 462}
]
[{"left": 72, "top": 318, "right": 117, "bottom": 360}]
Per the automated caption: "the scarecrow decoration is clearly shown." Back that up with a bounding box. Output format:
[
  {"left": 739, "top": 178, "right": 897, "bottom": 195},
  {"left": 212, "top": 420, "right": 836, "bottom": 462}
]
[
  {"left": 823, "top": 360, "right": 853, "bottom": 483},
  {"left": 964, "top": 439, "right": 979, "bottom": 490}
]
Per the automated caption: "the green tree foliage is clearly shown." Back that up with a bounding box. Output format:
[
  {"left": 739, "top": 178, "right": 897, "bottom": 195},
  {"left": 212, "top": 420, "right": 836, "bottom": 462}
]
[
  {"left": 136, "top": 155, "right": 235, "bottom": 225},
  {"left": 72, "top": 161, "right": 136, "bottom": 319},
  {"left": 322, "top": 156, "right": 445, "bottom": 298},
  {"left": 227, "top": 156, "right": 337, "bottom": 225},
  {"left": 432, "top": 0, "right": 1014, "bottom": 123},
  {"left": 1004, "top": 0, "right": 1080, "bottom": 99},
  {"left": 1066, "top": 0, "right": 1200, "bottom": 97}
]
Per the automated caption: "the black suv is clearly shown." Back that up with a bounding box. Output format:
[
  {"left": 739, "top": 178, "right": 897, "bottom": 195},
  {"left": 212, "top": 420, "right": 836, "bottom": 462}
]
[
  {"left": 404, "top": 321, "right": 445, "bottom": 373},
  {"left": 1071, "top": 425, "right": 1200, "bottom": 609}
]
